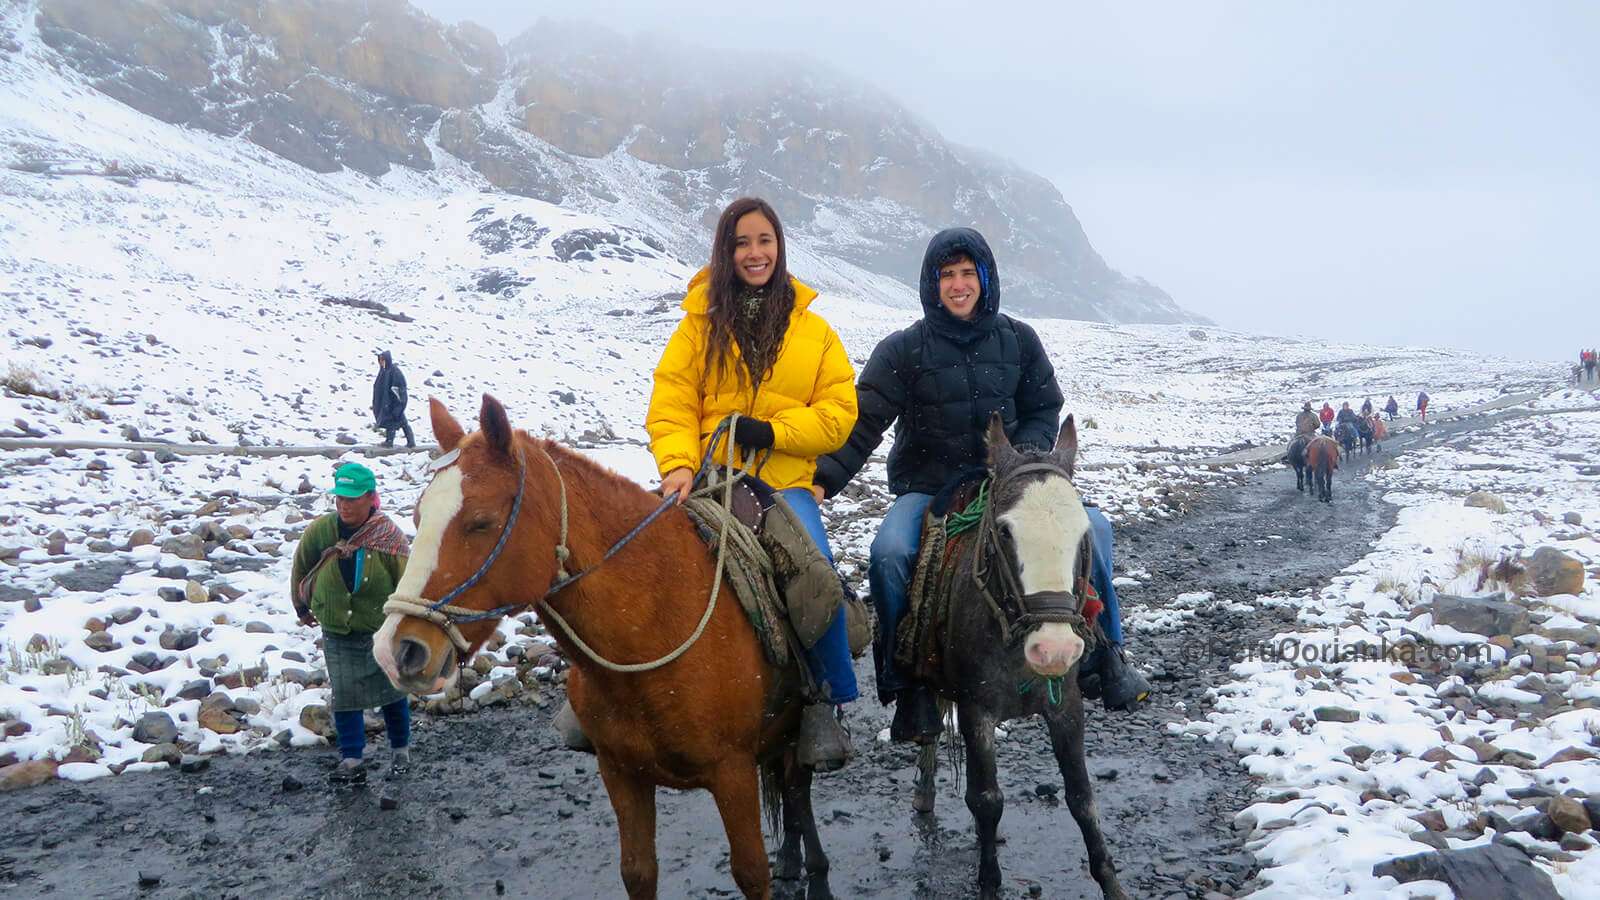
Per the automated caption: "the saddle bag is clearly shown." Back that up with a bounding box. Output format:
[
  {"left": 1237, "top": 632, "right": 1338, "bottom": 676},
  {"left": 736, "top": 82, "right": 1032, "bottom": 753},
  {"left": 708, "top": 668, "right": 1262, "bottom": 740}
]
[{"left": 758, "top": 492, "right": 849, "bottom": 650}]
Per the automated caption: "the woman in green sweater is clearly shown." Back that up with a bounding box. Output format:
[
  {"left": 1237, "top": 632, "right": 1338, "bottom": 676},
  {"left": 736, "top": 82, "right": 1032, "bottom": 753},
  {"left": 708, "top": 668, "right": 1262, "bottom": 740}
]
[{"left": 290, "top": 462, "right": 412, "bottom": 784}]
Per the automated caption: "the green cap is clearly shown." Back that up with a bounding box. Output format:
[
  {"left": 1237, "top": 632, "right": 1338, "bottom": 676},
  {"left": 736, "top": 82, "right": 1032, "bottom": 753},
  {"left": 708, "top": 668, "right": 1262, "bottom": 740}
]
[{"left": 328, "top": 462, "right": 377, "bottom": 498}]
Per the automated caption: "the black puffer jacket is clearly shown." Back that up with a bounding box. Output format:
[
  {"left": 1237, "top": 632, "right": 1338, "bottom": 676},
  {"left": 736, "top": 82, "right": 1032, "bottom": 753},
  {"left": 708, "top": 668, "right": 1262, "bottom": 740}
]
[
  {"left": 814, "top": 228, "right": 1063, "bottom": 498},
  {"left": 372, "top": 352, "right": 408, "bottom": 428}
]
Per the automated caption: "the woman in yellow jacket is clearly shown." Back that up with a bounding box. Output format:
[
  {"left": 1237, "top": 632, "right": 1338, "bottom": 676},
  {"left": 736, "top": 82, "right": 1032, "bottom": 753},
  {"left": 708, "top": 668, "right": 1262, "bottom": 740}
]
[{"left": 647, "top": 196, "right": 859, "bottom": 770}]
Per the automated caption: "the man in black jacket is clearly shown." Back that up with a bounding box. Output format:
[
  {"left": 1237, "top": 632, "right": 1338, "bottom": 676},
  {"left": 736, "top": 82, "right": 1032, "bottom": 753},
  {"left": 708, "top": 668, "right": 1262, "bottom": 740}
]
[
  {"left": 814, "top": 228, "right": 1148, "bottom": 742},
  {"left": 372, "top": 351, "right": 414, "bottom": 448}
]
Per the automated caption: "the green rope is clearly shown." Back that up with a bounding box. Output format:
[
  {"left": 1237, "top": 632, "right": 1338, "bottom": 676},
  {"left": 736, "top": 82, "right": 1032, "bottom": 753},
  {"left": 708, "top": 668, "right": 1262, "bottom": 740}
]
[
  {"left": 944, "top": 478, "right": 990, "bottom": 538},
  {"left": 1017, "top": 675, "right": 1065, "bottom": 706}
]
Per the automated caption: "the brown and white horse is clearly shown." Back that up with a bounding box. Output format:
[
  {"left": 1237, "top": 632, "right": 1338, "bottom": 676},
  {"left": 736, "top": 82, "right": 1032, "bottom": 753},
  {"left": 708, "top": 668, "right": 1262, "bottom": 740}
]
[{"left": 373, "top": 396, "right": 827, "bottom": 899}]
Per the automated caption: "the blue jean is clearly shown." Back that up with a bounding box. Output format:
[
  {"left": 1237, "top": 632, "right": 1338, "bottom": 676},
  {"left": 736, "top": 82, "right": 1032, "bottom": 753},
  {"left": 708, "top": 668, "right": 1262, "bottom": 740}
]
[
  {"left": 868, "top": 494, "right": 1126, "bottom": 703},
  {"left": 779, "top": 489, "right": 859, "bottom": 704},
  {"left": 333, "top": 697, "right": 410, "bottom": 760}
]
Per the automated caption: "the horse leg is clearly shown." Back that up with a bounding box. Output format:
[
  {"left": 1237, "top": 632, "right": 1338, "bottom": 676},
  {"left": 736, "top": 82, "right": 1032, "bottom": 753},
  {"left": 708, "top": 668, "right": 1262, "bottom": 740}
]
[
  {"left": 710, "top": 762, "right": 774, "bottom": 900},
  {"left": 958, "top": 702, "right": 1005, "bottom": 899},
  {"left": 1044, "top": 695, "right": 1130, "bottom": 900},
  {"left": 914, "top": 741, "right": 938, "bottom": 814},
  {"left": 597, "top": 758, "right": 659, "bottom": 900},
  {"left": 777, "top": 754, "right": 832, "bottom": 898}
]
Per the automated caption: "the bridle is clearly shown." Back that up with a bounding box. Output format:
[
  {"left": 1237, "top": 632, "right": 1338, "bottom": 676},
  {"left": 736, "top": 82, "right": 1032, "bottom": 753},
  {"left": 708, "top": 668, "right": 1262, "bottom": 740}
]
[
  {"left": 971, "top": 461, "right": 1101, "bottom": 648},
  {"left": 382, "top": 443, "right": 681, "bottom": 657}
]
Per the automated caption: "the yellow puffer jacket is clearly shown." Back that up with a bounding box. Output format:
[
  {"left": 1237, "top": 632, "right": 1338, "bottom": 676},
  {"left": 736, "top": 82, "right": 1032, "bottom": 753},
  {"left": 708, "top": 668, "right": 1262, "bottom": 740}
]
[{"left": 647, "top": 269, "right": 858, "bottom": 491}]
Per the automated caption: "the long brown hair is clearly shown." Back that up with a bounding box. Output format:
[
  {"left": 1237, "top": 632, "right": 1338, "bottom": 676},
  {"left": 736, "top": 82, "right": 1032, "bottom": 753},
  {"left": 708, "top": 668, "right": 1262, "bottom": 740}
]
[{"left": 702, "top": 197, "right": 796, "bottom": 397}]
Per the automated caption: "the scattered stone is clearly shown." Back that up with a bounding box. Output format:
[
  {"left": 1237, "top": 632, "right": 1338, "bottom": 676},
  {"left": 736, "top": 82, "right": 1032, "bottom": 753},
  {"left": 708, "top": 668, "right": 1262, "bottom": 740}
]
[
  {"left": 160, "top": 534, "right": 206, "bottom": 560},
  {"left": 85, "top": 631, "right": 119, "bottom": 652},
  {"left": 46, "top": 529, "right": 68, "bottom": 555},
  {"left": 1372, "top": 844, "right": 1558, "bottom": 899},
  {"left": 281, "top": 774, "right": 304, "bottom": 792},
  {"left": 1430, "top": 592, "right": 1529, "bottom": 638},
  {"left": 243, "top": 621, "right": 275, "bottom": 634},
  {"left": 1464, "top": 492, "right": 1508, "bottom": 514},
  {"left": 1411, "top": 809, "right": 1448, "bottom": 831},
  {"left": 125, "top": 528, "right": 156, "bottom": 549},
  {"left": 1547, "top": 795, "right": 1591, "bottom": 834},
  {"left": 215, "top": 665, "right": 266, "bottom": 689},
  {"left": 158, "top": 629, "right": 199, "bottom": 651},
  {"left": 178, "top": 754, "right": 209, "bottom": 773},
  {"left": 299, "top": 703, "right": 333, "bottom": 738},
  {"left": 132, "top": 711, "right": 179, "bottom": 744},
  {"left": 1313, "top": 706, "right": 1360, "bottom": 723},
  {"left": 156, "top": 586, "right": 185, "bottom": 603},
  {"left": 1525, "top": 547, "right": 1585, "bottom": 598},
  {"left": 1563, "top": 512, "right": 1583, "bottom": 526},
  {"left": 1541, "top": 746, "right": 1596, "bottom": 766},
  {"left": 0, "top": 759, "right": 59, "bottom": 791},
  {"left": 175, "top": 679, "right": 211, "bottom": 701},
  {"left": 140, "top": 743, "right": 182, "bottom": 765},
  {"left": 197, "top": 704, "right": 242, "bottom": 735},
  {"left": 137, "top": 871, "right": 161, "bottom": 888},
  {"left": 183, "top": 580, "right": 209, "bottom": 604}
]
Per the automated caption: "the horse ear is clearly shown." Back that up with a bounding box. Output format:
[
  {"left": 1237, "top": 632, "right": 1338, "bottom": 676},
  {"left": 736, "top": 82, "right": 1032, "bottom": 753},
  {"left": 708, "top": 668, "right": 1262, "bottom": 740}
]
[
  {"left": 1056, "top": 414, "right": 1078, "bottom": 476},
  {"left": 430, "top": 397, "right": 464, "bottom": 452},
  {"left": 985, "top": 411, "right": 1011, "bottom": 467},
  {"left": 479, "top": 394, "right": 514, "bottom": 459}
]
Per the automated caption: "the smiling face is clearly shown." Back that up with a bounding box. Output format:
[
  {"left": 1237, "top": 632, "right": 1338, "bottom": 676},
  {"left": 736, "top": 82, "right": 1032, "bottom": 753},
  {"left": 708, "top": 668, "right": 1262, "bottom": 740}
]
[
  {"left": 938, "top": 254, "right": 982, "bottom": 321},
  {"left": 732, "top": 211, "right": 778, "bottom": 288}
]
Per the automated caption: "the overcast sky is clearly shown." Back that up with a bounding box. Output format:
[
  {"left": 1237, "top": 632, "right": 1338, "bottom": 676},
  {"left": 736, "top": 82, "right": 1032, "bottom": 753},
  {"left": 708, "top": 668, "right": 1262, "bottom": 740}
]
[{"left": 416, "top": 0, "right": 1597, "bottom": 363}]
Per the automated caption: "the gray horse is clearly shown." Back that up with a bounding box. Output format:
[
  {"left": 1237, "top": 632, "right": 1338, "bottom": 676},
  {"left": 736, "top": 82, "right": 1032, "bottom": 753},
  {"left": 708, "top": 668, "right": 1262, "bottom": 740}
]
[{"left": 908, "top": 414, "right": 1128, "bottom": 900}]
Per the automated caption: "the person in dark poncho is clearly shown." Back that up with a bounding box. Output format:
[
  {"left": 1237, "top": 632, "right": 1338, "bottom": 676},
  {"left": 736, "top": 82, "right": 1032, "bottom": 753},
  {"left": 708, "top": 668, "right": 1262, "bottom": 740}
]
[{"left": 371, "top": 351, "right": 414, "bottom": 448}]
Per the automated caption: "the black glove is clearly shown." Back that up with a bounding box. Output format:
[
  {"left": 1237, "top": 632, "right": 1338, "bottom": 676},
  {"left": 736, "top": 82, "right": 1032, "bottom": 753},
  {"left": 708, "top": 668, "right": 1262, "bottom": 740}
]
[{"left": 732, "top": 417, "right": 775, "bottom": 450}]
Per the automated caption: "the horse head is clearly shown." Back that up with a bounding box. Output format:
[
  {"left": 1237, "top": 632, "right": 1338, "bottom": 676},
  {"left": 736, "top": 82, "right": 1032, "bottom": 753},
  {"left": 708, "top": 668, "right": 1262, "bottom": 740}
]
[
  {"left": 374, "top": 395, "right": 560, "bottom": 695},
  {"left": 983, "top": 412, "right": 1091, "bottom": 678}
]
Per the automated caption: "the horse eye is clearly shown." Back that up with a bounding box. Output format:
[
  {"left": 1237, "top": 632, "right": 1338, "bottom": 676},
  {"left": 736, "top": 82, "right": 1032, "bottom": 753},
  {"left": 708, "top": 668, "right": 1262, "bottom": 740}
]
[{"left": 466, "top": 518, "right": 495, "bottom": 534}]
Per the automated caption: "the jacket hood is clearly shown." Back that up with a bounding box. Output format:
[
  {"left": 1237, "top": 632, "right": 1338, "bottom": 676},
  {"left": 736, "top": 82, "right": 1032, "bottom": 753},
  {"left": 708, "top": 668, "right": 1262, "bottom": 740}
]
[
  {"left": 376, "top": 351, "right": 393, "bottom": 367},
  {"left": 680, "top": 266, "right": 818, "bottom": 316},
  {"left": 919, "top": 228, "right": 1000, "bottom": 342}
]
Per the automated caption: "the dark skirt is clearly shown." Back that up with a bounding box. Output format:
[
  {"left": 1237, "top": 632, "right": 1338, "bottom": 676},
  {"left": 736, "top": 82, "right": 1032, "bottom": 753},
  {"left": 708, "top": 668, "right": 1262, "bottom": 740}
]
[{"left": 324, "top": 631, "right": 407, "bottom": 712}]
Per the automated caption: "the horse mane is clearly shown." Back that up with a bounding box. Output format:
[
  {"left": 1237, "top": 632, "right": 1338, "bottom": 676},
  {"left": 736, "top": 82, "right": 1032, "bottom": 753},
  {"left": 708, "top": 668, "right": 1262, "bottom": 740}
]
[{"left": 519, "top": 432, "right": 657, "bottom": 501}]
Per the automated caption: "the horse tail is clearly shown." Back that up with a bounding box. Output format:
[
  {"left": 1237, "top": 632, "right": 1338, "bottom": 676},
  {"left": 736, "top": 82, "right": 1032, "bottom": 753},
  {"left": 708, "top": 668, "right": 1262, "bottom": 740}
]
[{"left": 759, "top": 757, "right": 783, "bottom": 838}]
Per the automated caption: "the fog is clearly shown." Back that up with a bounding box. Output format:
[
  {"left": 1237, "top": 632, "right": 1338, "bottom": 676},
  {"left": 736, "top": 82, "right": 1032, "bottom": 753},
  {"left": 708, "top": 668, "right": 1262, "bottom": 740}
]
[{"left": 415, "top": 0, "right": 1599, "bottom": 363}]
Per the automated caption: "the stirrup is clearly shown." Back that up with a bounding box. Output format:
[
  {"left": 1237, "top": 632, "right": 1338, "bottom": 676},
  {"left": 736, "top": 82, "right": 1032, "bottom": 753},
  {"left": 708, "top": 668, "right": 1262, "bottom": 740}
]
[{"left": 796, "top": 704, "right": 853, "bottom": 772}]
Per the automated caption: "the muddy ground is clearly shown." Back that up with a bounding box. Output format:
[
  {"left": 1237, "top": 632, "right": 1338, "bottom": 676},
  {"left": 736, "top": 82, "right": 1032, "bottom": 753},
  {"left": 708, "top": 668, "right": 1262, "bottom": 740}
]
[{"left": 0, "top": 417, "right": 1506, "bottom": 899}]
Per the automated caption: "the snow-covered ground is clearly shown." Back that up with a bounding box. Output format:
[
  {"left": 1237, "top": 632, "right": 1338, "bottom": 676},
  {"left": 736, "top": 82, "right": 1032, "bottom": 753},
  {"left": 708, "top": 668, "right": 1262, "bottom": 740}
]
[{"left": 1170, "top": 405, "right": 1600, "bottom": 897}]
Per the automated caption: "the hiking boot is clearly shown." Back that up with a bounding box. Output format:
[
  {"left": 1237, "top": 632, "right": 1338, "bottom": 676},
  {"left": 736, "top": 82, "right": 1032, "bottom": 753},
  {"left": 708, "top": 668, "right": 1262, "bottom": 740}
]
[
  {"left": 553, "top": 699, "right": 594, "bottom": 754},
  {"left": 1097, "top": 644, "right": 1151, "bottom": 712},
  {"left": 329, "top": 757, "right": 366, "bottom": 784},
  {"left": 387, "top": 747, "right": 411, "bottom": 778},
  {"left": 889, "top": 686, "right": 942, "bottom": 745},
  {"left": 796, "top": 704, "right": 853, "bottom": 772}
]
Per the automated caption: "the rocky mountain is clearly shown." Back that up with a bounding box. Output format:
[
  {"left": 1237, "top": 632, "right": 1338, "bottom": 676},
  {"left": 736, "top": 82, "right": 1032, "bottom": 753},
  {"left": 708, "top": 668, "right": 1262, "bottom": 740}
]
[{"left": 26, "top": 0, "right": 1199, "bottom": 323}]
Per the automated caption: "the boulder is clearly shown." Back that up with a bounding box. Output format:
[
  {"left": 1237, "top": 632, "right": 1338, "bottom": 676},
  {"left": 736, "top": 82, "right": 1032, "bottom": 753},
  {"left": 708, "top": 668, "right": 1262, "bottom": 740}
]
[
  {"left": 1563, "top": 512, "right": 1583, "bottom": 526},
  {"left": 299, "top": 703, "right": 334, "bottom": 738},
  {"left": 140, "top": 743, "right": 182, "bottom": 765},
  {"left": 132, "top": 711, "right": 179, "bottom": 744},
  {"left": 1464, "top": 492, "right": 1507, "bottom": 514},
  {"left": 125, "top": 528, "right": 156, "bottom": 549},
  {"left": 160, "top": 534, "right": 206, "bottom": 560},
  {"left": 197, "top": 703, "right": 242, "bottom": 735},
  {"left": 1372, "top": 844, "right": 1558, "bottom": 899},
  {"left": 1524, "top": 547, "right": 1584, "bottom": 597},
  {"left": 1547, "top": 795, "right": 1591, "bottom": 834},
  {"left": 183, "top": 580, "right": 209, "bottom": 604},
  {"left": 0, "top": 759, "right": 60, "bottom": 791},
  {"left": 1430, "top": 592, "right": 1529, "bottom": 638}
]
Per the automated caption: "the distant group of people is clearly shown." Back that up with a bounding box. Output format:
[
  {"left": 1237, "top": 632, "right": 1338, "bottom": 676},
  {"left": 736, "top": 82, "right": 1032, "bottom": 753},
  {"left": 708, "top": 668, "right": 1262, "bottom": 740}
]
[
  {"left": 1298, "top": 391, "right": 1427, "bottom": 437},
  {"left": 1581, "top": 349, "right": 1598, "bottom": 383}
]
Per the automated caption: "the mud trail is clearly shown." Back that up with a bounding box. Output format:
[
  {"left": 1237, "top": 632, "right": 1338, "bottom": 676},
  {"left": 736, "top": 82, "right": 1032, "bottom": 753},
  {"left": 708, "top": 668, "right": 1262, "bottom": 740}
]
[{"left": 0, "top": 416, "right": 1507, "bottom": 899}]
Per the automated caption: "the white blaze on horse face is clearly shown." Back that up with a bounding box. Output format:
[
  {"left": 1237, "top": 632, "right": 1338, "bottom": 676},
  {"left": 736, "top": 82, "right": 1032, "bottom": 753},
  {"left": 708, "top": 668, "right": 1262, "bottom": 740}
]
[
  {"left": 1001, "top": 476, "right": 1090, "bottom": 677},
  {"left": 374, "top": 465, "right": 465, "bottom": 681},
  {"left": 393, "top": 465, "right": 465, "bottom": 602}
]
